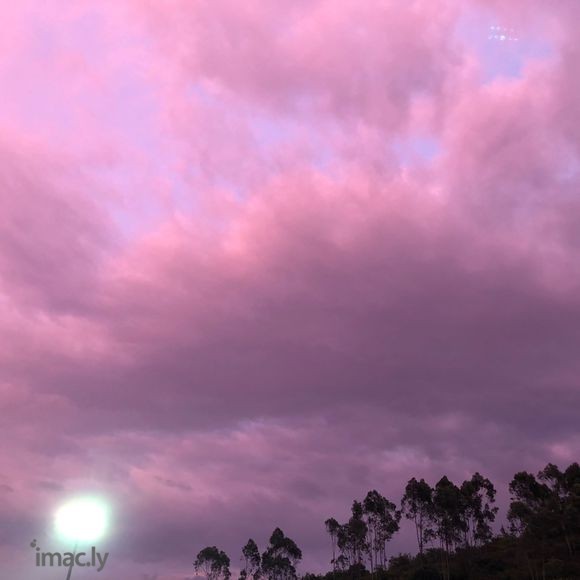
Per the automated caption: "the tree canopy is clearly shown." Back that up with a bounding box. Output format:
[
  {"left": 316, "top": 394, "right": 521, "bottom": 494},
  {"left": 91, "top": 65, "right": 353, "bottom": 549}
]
[{"left": 193, "top": 462, "right": 580, "bottom": 580}]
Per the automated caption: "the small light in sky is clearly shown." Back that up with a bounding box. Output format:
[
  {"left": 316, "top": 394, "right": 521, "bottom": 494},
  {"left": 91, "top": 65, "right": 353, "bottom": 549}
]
[
  {"left": 54, "top": 497, "right": 110, "bottom": 544},
  {"left": 488, "top": 25, "right": 519, "bottom": 42}
]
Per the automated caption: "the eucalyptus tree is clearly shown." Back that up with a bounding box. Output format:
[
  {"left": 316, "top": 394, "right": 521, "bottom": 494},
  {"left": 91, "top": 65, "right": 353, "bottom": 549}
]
[
  {"left": 362, "top": 489, "right": 401, "bottom": 572},
  {"left": 336, "top": 501, "right": 368, "bottom": 570},
  {"left": 432, "top": 476, "right": 465, "bottom": 580},
  {"left": 401, "top": 478, "right": 434, "bottom": 558},
  {"left": 538, "top": 462, "right": 580, "bottom": 556},
  {"left": 460, "top": 472, "right": 498, "bottom": 547},
  {"left": 508, "top": 468, "right": 557, "bottom": 579},
  {"left": 509, "top": 461, "right": 580, "bottom": 576},
  {"left": 261, "top": 528, "right": 302, "bottom": 580},
  {"left": 324, "top": 517, "right": 340, "bottom": 572},
  {"left": 240, "top": 538, "right": 261, "bottom": 579},
  {"left": 194, "top": 546, "right": 231, "bottom": 580}
]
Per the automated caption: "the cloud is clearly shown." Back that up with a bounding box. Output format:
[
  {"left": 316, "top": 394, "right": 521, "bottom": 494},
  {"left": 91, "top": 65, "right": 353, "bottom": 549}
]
[{"left": 1, "top": 1, "right": 580, "bottom": 578}]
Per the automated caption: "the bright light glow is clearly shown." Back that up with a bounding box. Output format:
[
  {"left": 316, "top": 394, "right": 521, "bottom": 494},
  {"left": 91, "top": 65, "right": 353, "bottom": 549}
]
[{"left": 54, "top": 497, "right": 109, "bottom": 543}]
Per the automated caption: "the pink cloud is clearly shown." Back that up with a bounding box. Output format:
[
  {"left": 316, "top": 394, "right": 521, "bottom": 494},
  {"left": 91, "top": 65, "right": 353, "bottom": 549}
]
[{"left": 1, "top": 1, "right": 580, "bottom": 578}]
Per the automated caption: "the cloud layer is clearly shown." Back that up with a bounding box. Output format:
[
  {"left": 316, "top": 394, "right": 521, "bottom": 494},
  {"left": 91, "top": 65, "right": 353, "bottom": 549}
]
[{"left": 1, "top": 1, "right": 579, "bottom": 578}]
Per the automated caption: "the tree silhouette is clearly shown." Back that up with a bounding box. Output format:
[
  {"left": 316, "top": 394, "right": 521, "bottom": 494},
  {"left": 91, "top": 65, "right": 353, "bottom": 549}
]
[
  {"left": 261, "top": 528, "right": 302, "bottom": 580},
  {"left": 460, "top": 472, "right": 498, "bottom": 547},
  {"left": 194, "top": 546, "right": 231, "bottom": 580},
  {"left": 362, "top": 489, "right": 401, "bottom": 573},
  {"left": 240, "top": 538, "right": 261, "bottom": 579},
  {"left": 401, "top": 478, "right": 434, "bottom": 558},
  {"left": 324, "top": 517, "right": 340, "bottom": 572},
  {"left": 432, "top": 476, "right": 464, "bottom": 580},
  {"left": 538, "top": 462, "right": 580, "bottom": 556},
  {"left": 509, "top": 463, "right": 580, "bottom": 578},
  {"left": 192, "top": 462, "right": 580, "bottom": 580},
  {"left": 336, "top": 501, "right": 368, "bottom": 573}
]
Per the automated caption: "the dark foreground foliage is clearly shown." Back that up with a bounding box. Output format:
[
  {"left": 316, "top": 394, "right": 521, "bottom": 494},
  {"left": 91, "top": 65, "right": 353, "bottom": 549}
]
[{"left": 194, "top": 462, "right": 580, "bottom": 580}]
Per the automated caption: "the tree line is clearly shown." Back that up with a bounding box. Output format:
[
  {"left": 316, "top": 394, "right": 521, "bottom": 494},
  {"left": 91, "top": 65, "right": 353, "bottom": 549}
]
[
  {"left": 194, "top": 528, "right": 302, "bottom": 580},
  {"left": 193, "top": 461, "right": 580, "bottom": 579}
]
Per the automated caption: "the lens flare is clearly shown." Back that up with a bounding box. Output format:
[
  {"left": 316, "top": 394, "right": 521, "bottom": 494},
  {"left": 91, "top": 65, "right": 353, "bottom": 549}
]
[
  {"left": 54, "top": 497, "right": 109, "bottom": 543},
  {"left": 488, "top": 25, "right": 519, "bottom": 42}
]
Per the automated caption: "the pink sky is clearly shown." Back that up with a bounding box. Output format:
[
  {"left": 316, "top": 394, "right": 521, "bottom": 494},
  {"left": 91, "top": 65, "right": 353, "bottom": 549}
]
[{"left": 1, "top": 1, "right": 580, "bottom": 578}]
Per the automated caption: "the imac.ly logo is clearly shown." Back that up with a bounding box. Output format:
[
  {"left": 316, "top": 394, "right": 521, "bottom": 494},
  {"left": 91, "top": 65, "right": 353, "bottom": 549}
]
[{"left": 30, "top": 539, "right": 109, "bottom": 572}]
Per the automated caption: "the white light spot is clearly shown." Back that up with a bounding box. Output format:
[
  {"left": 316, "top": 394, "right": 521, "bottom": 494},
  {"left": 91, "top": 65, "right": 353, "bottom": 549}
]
[
  {"left": 54, "top": 497, "right": 109, "bottom": 543},
  {"left": 488, "top": 25, "right": 519, "bottom": 43}
]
